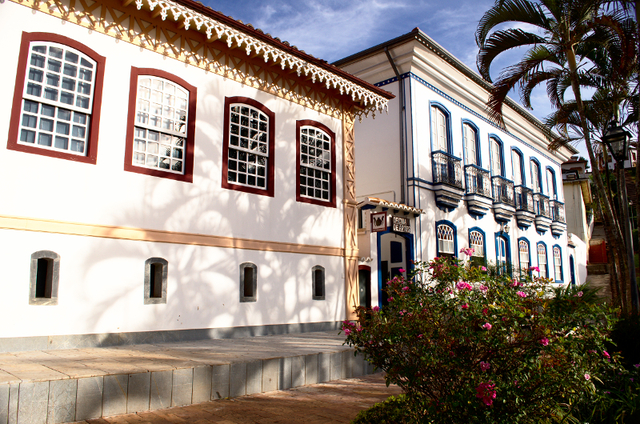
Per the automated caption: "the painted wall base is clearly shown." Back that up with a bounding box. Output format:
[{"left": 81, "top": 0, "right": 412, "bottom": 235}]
[{"left": 0, "top": 321, "right": 341, "bottom": 353}]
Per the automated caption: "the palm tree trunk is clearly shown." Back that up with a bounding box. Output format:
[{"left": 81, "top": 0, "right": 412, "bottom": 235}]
[{"left": 566, "top": 38, "right": 628, "bottom": 309}]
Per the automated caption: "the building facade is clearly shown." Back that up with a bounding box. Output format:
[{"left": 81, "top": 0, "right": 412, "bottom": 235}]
[
  {"left": 335, "top": 29, "right": 579, "bottom": 307},
  {"left": 0, "top": 0, "right": 392, "bottom": 350}
]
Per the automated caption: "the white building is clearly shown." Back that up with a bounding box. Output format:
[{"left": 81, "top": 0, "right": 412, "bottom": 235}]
[
  {"left": 335, "top": 29, "right": 580, "bottom": 308},
  {"left": 0, "top": 0, "right": 392, "bottom": 350}
]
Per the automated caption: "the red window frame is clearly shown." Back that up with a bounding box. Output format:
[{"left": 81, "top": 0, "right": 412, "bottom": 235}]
[
  {"left": 296, "top": 120, "right": 337, "bottom": 208},
  {"left": 124, "top": 67, "right": 197, "bottom": 182},
  {"left": 221, "top": 97, "right": 275, "bottom": 197},
  {"left": 7, "top": 32, "right": 106, "bottom": 164}
]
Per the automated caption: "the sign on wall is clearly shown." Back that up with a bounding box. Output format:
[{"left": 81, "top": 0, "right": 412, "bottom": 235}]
[
  {"left": 371, "top": 212, "right": 387, "bottom": 232},
  {"left": 393, "top": 216, "right": 411, "bottom": 233}
]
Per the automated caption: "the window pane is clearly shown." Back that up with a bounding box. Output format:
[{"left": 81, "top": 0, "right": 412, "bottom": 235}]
[{"left": 18, "top": 42, "right": 95, "bottom": 156}]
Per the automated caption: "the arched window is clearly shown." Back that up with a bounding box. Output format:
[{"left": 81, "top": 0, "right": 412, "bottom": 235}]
[
  {"left": 463, "top": 123, "right": 478, "bottom": 166},
  {"left": 511, "top": 149, "right": 524, "bottom": 186},
  {"left": 531, "top": 160, "right": 542, "bottom": 193},
  {"left": 546, "top": 168, "right": 557, "bottom": 200},
  {"left": 537, "top": 243, "right": 548, "bottom": 279},
  {"left": 222, "top": 97, "right": 275, "bottom": 197},
  {"left": 437, "top": 223, "right": 455, "bottom": 257},
  {"left": 431, "top": 105, "right": 449, "bottom": 152},
  {"left": 297, "top": 121, "right": 336, "bottom": 207},
  {"left": 469, "top": 229, "right": 485, "bottom": 267},
  {"left": 125, "top": 69, "right": 197, "bottom": 182},
  {"left": 490, "top": 137, "right": 503, "bottom": 176},
  {"left": 518, "top": 239, "right": 530, "bottom": 273},
  {"left": 469, "top": 230, "right": 483, "bottom": 256},
  {"left": 8, "top": 33, "right": 106, "bottom": 164},
  {"left": 553, "top": 246, "right": 563, "bottom": 282}
]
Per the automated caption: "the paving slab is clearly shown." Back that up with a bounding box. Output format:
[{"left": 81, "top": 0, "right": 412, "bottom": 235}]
[{"left": 75, "top": 373, "right": 401, "bottom": 424}]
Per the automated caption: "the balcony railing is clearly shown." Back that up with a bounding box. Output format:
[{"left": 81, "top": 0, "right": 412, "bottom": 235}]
[
  {"left": 492, "top": 176, "right": 515, "bottom": 206},
  {"left": 514, "top": 185, "right": 534, "bottom": 213},
  {"left": 533, "top": 193, "right": 551, "bottom": 218},
  {"left": 432, "top": 151, "right": 463, "bottom": 188},
  {"left": 464, "top": 165, "right": 492, "bottom": 198},
  {"left": 550, "top": 200, "right": 566, "bottom": 223}
]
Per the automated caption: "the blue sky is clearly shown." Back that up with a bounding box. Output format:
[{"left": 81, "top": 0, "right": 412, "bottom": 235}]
[{"left": 205, "top": 0, "right": 573, "bottom": 153}]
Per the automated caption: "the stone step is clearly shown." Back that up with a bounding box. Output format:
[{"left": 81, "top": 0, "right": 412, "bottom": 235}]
[{"left": 0, "top": 332, "right": 372, "bottom": 424}]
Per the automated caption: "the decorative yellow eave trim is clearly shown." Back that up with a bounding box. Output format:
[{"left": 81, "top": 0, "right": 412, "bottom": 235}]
[{"left": 135, "top": 0, "right": 390, "bottom": 117}]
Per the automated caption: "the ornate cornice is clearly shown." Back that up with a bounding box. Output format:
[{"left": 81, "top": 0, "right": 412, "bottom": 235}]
[
  {"left": 135, "top": 0, "right": 390, "bottom": 117},
  {"left": 7, "top": 0, "right": 392, "bottom": 119}
]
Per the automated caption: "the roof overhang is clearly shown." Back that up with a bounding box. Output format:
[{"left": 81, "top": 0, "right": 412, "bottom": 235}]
[{"left": 133, "top": 0, "right": 394, "bottom": 116}]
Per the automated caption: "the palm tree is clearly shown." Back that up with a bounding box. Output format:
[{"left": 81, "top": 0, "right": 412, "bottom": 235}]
[{"left": 476, "top": 0, "right": 635, "bottom": 312}]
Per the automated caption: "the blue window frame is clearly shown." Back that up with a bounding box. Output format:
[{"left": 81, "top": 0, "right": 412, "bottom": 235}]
[
  {"left": 546, "top": 167, "right": 558, "bottom": 200},
  {"left": 468, "top": 227, "right": 486, "bottom": 266},
  {"left": 517, "top": 237, "right": 531, "bottom": 275},
  {"left": 494, "top": 231, "right": 511, "bottom": 275},
  {"left": 530, "top": 159, "right": 543, "bottom": 193},
  {"left": 552, "top": 245, "right": 563, "bottom": 283},
  {"left": 436, "top": 220, "right": 457, "bottom": 258},
  {"left": 430, "top": 103, "right": 452, "bottom": 154},
  {"left": 511, "top": 148, "right": 525, "bottom": 186},
  {"left": 536, "top": 242, "right": 548, "bottom": 279},
  {"left": 489, "top": 135, "right": 505, "bottom": 177},
  {"left": 462, "top": 120, "right": 480, "bottom": 166}
]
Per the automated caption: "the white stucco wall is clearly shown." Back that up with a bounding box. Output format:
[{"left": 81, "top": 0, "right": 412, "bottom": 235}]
[{"left": 0, "top": 2, "right": 350, "bottom": 340}]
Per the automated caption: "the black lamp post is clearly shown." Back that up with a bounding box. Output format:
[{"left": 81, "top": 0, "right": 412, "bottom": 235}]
[{"left": 602, "top": 120, "right": 639, "bottom": 314}]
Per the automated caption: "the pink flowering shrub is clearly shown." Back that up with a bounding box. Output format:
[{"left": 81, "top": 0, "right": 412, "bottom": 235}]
[{"left": 345, "top": 256, "right": 638, "bottom": 423}]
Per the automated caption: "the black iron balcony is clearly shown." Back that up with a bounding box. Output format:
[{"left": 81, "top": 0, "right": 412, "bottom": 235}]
[
  {"left": 432, "top": 151, "right": 463, "bottom": 188},
  {"left": 463, "top": 165, "right": 493, "bottom": 216},
  {"left": 550, "top": 199, "right": 567, "bottom": 236},
  {"left": 533, "top": 192, "right": 552, "bottom": 232},
  {"left": 432, "top": 151, "right": 464, "bottom": 209},
  {"left": 534, "top": 193, "right": 551, "bottom": 218},
  {"left": 464, "top": 165, "right": 492, "bottom": 198},
  {"left": 550, "top": 200, "right": 565, "bottom": 223},
  {"left": 514, "top": 185, "right": 535, "bottom": 228},
  {"left": 491, "top": 176, "right": 515, "bottom": 221},
  {"left": 492, "top": 176, "right": 515, "bottom": 206},
  {"left": 515, "top": 186, "right": 534, "bottom": 212}
]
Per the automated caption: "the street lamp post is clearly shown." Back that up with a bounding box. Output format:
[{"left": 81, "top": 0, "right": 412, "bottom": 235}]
[{"left": 603, "top": 121, "right": 639, "bottom": 314}]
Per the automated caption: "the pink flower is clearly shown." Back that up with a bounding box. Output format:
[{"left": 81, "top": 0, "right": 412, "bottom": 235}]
[
  {"left": 603, "top": 351, "right": 610, "bottom": 359},
  {"left": 511, "top": 279, "right": 521, "bottom": 287},
  {"left": 372, "top": 306, "right": 380, "bottom": 312},
  {"left": 402, "top": 286, "right": 410, "bottom": 292},
  {"left": 344, "top": 328, "right": 351, "bottom": 336},
  {"left": 418, "top": 334, "right": 423, "bottom": 339},
  {"left": 461, "top": 303, "right": 469, "bottom": 310},
  {"left": 539, "top": 338, "right": 549, "bottom": 346},
  {"left": 456, "top": 281, "right": 473, "bottom": 291},
  {"left": 481, "top": 266, "right": 487, "bottom": 271},
  {"left": 517, "top": 291, "right": 527, "bottom": 298},
  {"left": 388, "top": 297, "right": 394, "bottom": 302},
  {"left": 584, "top": 373, "right": 590, "bottom": 380},
  {"left": 479, "top": 361, "right": 490, "bottom": 371},
  {"left": 399, "top": 268, "right": 406, "bottom": 273},
  {"left": 530, "top": 266, "right": 540, "bottom": 272},
  {"left": 576, "top": 291, "right": 584, "bottom": 297},
  {"left": 476, "top": 382, "right": 497, "bottom": 406},
  {"left": 482, "top": 323, "right": 492, "bottom": 330},
  {"left": 479, "top": 285, "right": 488, "bottom": 292},
  {"left": 460, "top": 247, "right": 475, "bottom": 256}
]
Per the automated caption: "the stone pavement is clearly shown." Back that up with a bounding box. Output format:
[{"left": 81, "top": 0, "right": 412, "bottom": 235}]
[
  {"left": 73, "top": 373, "right": 401, "bottom": 424},
  {"left": 0, "top": 331, "right": 380, "bottom": 424}
]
